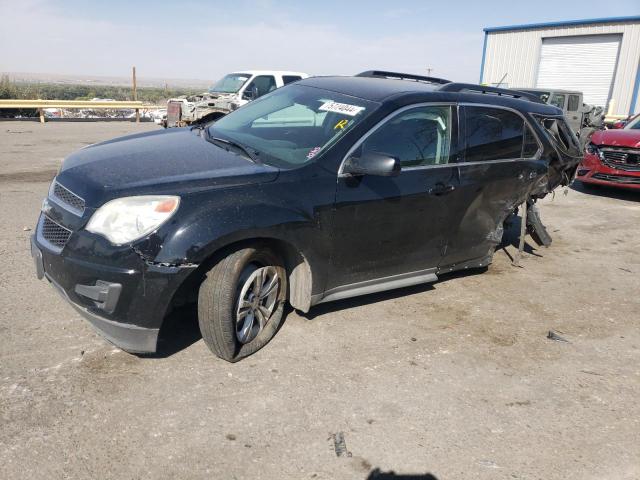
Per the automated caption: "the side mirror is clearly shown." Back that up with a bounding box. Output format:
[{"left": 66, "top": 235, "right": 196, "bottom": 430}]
[
  {"left": 242, "top": 86, "right": 258, "bottom": 101},
  {"left": 342, "top": 152, "right": 401, "bottom": 177}
]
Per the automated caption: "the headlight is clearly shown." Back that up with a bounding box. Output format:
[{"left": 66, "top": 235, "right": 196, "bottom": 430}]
[{"left": 86, "top": 196, "right": 180, "bottom": 245}]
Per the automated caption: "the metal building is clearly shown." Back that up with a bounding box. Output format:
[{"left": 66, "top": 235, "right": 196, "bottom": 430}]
[{"left": 479, "top": 16, "right": 640, "bottom": 117}]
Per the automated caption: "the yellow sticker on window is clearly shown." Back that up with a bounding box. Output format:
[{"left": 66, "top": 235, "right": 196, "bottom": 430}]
[{"left": 334, "top": 119, "right": 349, "bottom": 130}]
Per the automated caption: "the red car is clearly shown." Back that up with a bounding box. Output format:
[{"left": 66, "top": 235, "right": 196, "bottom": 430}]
[{"left": 576, "top": 115, "right": 640, "bottom": 190}]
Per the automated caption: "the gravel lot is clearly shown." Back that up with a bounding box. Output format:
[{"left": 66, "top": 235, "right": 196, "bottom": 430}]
[{"left": 1, "top": 122, "right": 639, "bottom": 480}]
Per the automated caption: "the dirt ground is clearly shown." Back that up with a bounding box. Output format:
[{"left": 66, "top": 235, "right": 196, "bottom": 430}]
[{"left": 1, "top": 122, "right": 639, "bottom": 480}]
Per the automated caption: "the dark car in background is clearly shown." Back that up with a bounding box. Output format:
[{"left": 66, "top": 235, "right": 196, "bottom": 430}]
[
  {"left": 577, "top": 114, "right": 640, "bottom": 190},
  {"left": 31, "top": 71, "right": 581, "bottom": 362}
]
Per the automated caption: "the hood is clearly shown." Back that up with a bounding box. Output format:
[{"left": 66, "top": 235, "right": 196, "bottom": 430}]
[
  {"left": 590, "top": 129, "right": 640, "bottom": 148},
  {"left": 56, "top": 128, "right": 279, "bottom": 207}
]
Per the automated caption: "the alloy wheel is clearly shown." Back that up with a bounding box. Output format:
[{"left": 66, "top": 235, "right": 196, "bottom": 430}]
[{"left": 235, "top": 265, "right": 280, "bottom": 344}]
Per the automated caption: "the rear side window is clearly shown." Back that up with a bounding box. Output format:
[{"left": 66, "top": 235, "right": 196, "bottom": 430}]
[
  {"left": 464, "top": 107, "right": 525, "bottom": 161},
  {"left": 282, "top": 75, "right": 302, "bottom": 85},
  {"left": 360, "top": 105, "right": 452, "bottom": 168},
  {"left": 567, "top": 95, "right": 580, "bottom": 112}
]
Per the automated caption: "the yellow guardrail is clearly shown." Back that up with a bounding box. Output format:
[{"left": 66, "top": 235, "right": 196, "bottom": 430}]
[{"left": 0, "top": 99, "right": 163, "bottom": 123}]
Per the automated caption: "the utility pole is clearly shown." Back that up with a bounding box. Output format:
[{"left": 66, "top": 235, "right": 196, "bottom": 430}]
[{"left": 132, "top": 66, "right": 139, "bottom": 123}]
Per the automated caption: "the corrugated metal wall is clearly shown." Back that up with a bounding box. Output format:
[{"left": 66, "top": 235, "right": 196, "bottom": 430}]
[{"left": 481, "top": 21, "right": 640, "bottom": 115}]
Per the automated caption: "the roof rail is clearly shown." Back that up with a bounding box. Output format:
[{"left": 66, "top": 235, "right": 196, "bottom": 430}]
[
  {"left": 356, "top": 70, "right": 451, "bottom": 85},
  {"left": 437, "top": 83, "right": 544, "bottom": 103}
]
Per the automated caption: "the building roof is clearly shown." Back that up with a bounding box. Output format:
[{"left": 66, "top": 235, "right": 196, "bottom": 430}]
[{"left": 484, "top": 16, "right": 640, "bottom": 33}]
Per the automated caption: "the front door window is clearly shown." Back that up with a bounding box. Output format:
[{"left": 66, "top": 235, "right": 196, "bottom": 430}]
[{"left": 359, "top": 105, "right": 453, "bottom": 168}]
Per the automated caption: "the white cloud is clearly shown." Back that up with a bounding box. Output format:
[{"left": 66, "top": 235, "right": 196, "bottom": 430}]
[{"left": 0, "top": 0, "right": 481, "bottom": 82}]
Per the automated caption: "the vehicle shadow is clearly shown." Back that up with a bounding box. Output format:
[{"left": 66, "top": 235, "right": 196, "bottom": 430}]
[
  {"left": 366, "top": 469, "right": 439, "bottom": 480},
  {"left": 571, "top": 180, "right": 640, "bottom": 202},
  {"left": 149, "top": 304, "right": 202, "bottom": 357},
  {"left": 498, "top": 212, "right": 543, "bottom": 259}
]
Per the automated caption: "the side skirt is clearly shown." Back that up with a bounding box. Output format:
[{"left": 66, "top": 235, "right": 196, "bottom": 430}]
[
  {"left": 311, "top": 268, "right": 438, "bottom": 306},
  {"left": 437, "top": 253, "right": 493, "bottom": 275}
]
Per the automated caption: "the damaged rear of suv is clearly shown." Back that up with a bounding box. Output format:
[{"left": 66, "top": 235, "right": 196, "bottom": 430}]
[{"left": 31, "top": 70, "right": 581, "bottom": 362}]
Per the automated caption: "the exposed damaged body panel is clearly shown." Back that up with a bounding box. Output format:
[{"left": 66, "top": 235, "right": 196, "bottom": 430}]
[{"left": 166, "top": 92, "right": 237, "bottom": 128}]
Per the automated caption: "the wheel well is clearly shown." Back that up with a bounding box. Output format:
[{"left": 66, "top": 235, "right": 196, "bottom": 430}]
[{"left": 168, "top": 238, "right": 313, "bottom": 315}]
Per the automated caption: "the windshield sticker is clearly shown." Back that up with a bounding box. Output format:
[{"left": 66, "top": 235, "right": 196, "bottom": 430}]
[
  {"left": 307, "top": 147, "right": 322, "bottom": 159},
  {"left": 237, "top": 76, "right": 248, "bottom": 81},
  {"left": 334, "top": 119, "right": 349, "bottom": 130},
  {"left": 319, "top": 101, "right": 365, "bottom": 117}
]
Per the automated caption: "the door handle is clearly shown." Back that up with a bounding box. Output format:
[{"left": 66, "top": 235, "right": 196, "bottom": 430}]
[{"left": 428, "top": 183, "right": 455, "bottom": 196}]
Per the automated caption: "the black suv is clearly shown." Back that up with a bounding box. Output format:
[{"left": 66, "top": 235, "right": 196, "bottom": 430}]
[{"left": 31, "top": 71, "right": 581, "bottom": 361}]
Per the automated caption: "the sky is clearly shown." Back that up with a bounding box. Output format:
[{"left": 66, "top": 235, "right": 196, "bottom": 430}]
[{"left": 1, "top": 0, "right": 638, "bottom": 84}]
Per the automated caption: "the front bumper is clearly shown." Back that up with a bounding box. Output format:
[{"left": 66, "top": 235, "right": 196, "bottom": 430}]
[
  {"left": 31, "top": 228, "right": 194, "bottom": 353},
  {"left": 577, "top": 153, "right": 640, "bottom": 190}
]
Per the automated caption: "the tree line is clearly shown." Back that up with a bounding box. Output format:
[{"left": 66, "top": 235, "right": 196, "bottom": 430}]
[{"left": 0, "top": 74, "right": 201, "bottom": 116}]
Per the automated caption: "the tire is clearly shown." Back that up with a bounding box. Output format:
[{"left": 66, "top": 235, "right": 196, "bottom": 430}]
[{"left": 198, "top": 245, "right": 287, "bottom": 362}]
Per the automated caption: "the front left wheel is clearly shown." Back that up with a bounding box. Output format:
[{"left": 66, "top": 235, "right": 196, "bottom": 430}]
[{"left": 197, "top": 246, "right": 287, "bottom": 362}]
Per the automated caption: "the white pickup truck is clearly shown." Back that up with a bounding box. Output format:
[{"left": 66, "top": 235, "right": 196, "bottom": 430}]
[{"left": 165, "top": 70, "right": 308, "bottom": 128}]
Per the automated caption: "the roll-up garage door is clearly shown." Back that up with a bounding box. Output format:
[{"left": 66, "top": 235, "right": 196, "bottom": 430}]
[{"left": 536, "top": 34, "right": 621, "bottom": 108}]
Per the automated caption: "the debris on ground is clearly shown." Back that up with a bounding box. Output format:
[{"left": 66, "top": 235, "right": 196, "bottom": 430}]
[
  {"left": 329, "top": 432, "right": 352, "bottom": 457},
  {"left": 547, "top": 330, "right": 569, "bottom": 343},
  {"left": 367, "top": 469, "right": 438, "bottom": 479}
]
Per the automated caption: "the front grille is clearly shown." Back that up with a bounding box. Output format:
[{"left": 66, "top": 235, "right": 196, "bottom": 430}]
[
  {"left": 592, "top": 173, "right": 640, "bottom": 185},
  {"left": 53, "top": 182, "right": 85, "bottom": 213},
  {"left": 41, "top": 215, "right": 72, "bottom": 249},
  {"left": 600, "top": 148, "right": 640, "bottom": 172}
]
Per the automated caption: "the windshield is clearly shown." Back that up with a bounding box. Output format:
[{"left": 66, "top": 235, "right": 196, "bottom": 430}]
[
  {"left": 520, "top": 90, "right": 551, "bottom": 103},
  {"left": 209, "top": 73, "right": 251, "bottom": 94},
  {"left": 208, "top": 84, "right": 378, "bottom": 168},
  {"left": 624, "top": 115, "right": 640, "bottom": 130}
]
